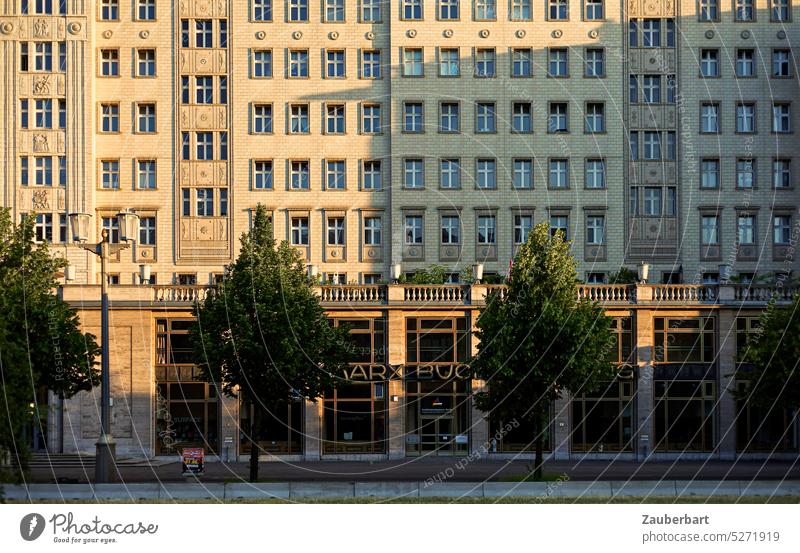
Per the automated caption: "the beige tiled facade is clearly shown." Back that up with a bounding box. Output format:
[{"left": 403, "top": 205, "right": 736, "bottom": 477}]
[{"left": 1, "top": 0, "right": 797, "bottom": 284}]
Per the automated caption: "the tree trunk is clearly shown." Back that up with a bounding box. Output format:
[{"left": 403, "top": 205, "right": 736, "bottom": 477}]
[
  {"left": 248, "top": 400, "right": 260, "bottom": 483},
  {"left": 533, "top": 413, "right": 544, "bottom": 481}
]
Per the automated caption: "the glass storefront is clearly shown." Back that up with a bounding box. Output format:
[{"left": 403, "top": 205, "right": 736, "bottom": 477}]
[
  {"left": 155, "top": 319, "right": 219, "bottom": 455},
  {"left": 405, "top": 318, "right": 471, "bottom": 456},
  {"left": 239, "top": 400, "right": 303, "bottom": 455},
  {"left": 489, "top": 417, "right": 545, "bottom": 453}
]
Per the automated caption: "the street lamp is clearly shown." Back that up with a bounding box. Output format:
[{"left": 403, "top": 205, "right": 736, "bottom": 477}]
[
  {"left": 637, "top": 261, "right": 650, "bottom": 284},
  {"left": 472, "top": 262, "right": 484, "bottom": 284},
  {"left": 391, "top": 262, "right": 402, "bottom": 283},
  {"left": 68, "top": 210, "right": 139, "bottom": 483}
]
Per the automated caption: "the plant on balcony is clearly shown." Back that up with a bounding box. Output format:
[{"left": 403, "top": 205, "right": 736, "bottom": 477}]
[
  {"left": 608, "top": 267, "right": 638, "bottom": 284},
  {"left": 190, "top": 205, "right": 352, "bottom": 482},
  {"left": 399, "top": 263, "right": 449, "bottom": 284},
  {"left": 472, "top": 223, "right": 617, "bottom": 480},
  {"left": 0, "top": 209, "right": 100, "bottom": 482},
  {"left": 735, "top": 293, "right": 800, "bottom": 412}
]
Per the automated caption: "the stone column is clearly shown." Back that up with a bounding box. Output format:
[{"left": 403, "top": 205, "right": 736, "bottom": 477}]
[
  {"left": 303, "top": 399, "right": 322, "bottom": 460},
  {"left": 634, "top": 294, "right": 655, "bottom": 461},
  {"left": 469, "top": 309, "right": 489, "bottom": 455},
  {"left": 387, "top": 308, "right": 405, "bottom": 458},
  {"left": 716, "top": 308, "right": 738, "bottom": 460},
  {"left": 218, "top": 395, "right": 239, "bottom": 462},
  {"left": 553, "top": 394, "right": 571, "bottom": 460}
]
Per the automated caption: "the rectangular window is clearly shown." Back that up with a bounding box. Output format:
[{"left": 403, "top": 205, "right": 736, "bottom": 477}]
[
  {"left": 699, "top": 0, "right": 718, "bottom": 21},
  {"left": 701, "top": 215, "right": 719, "bottom": 245},
  {"left": 700, "top": 49, "right": 719, "bottom": 77},
  {"left": 475, "top": 49, "right": 495, "bottom": 77},
  {"left": 289, "top": 104, "right": 309, "bottom": 133},
  {"left": 100, "top": 49, "right": 118, "bottom": 76},
  {"left": 253, "top": 160, "right": 273, "bottom": 189},
  {"left": 33, "top": 156, "right": 52, "bottom": 186},
  {"left": 476, "top": 158, "right": 496, "bottom": 189},
  {"left": 440, "top": 102, "right": 460, "bottom": 132},
  {"left": 402, "top": 0, "right": 422, "bottom": 19},
  {"left": 701, "top": 103, "right": 720, "bottom": 133},
  {"left": 642, "top": 19, "right": 661, "bottom": 47},
  {"left": 253, "top": 50, "right": 272, "bottom": 78},
  {"left": 738, "top": 214, "right": 755, "bottom": 245},
  {"left": 586, "top": 215, "right": 605, "bottom": 245},
  {"left": 403, "top": 102, "right": 424, "bottom": 133},
  {"left": 326, "top": 160, "right": 346, "bottom": 190},
  {"left": 137, "top": 49, "right": 156, "bottom": 77},
  {"left": 364, "top": 217, "right": 382, "bottom": 246},
  {"left": 289, "top": 50, "right": 309, "bottom": 78},
  {"left": 58, "top": 156, "right": 66, "bottom": 187},
  {"left": 773, "top": 159, "right": 791, "bottom": 189},
  {"left": 439, "top": 48, "right": 460, "bottom": 76},
  {"left": 361, "top": 0, "right": 381, "bottom": 21},
  {"left": 736, "top": 103, "right": 756, "bottom": 133},
  {"left": 440, "top": 159, "right": 461, "bottom": 189},
  {"left": 101, "top": 160, "right": 119, "bottom": 189},
  {"left": 34, "top": 213, "right": 53, "bottom": 243},
  {"left": 290, "top": 160, "right": 310, "bottom": 189},
  {"left": 362, "top": 50, "right": 381, "bottom": 79},
  {"left": 326, "top": 50, "right": 346, "bottom": 78},
  {"left": 548, "top": 0, "right": 568, "bottom": 19},
  {"left": 736, "top": 49, "right": 754, "bottom": 77},
  {"left": 327, "top": 217, "right": 345, "bottom": 246},
  {"left": 253, "top": 103, "right": 273, "bottom": 134},
  {"left": 324, "top": 0, "right": 345, "bottom": 21},
  {"left": 642, "top": 75, "right": 661, "bottom": 104},
  {"left": 439, "top": 0, "right": 459, "bottom": 19},
  {"left": 549, "top": 102, "right": 568, "bottom": 133},
  {"left": 194, "top": 20, "right": 213, "bottom": 48},
  {"left": 513, "top": 159, "right": 533, "bottom": 189},
  {"left": 137, "top": 103, "right": 156, "bottom": 133},
  {"left": 585, "top": 48, "right": 604, "bottom": 77},
  {"left": 512, "top": 102, "right": 532, "bottom": 133},
  {"left": 326, "top": 104, "right": 345, "bottom": 134},
  {"left": 585, "top": 159, "right": 605, "bottom": 188},
  {"left": 101, "top": 0, "right": 119, "bottom": 20},
  {"left": 477, "top": 215, "right": 496, "bottom": 245},
  {"left": 548, "top": 48, "right": 568, "bottom": 77},
  {"left": 441, "top": 215, "right": 460, "bottom": 244},
  {"left": 475, "top": 0, "right": 496, "bottom": 19},
  {"left": 643, "top": 187, "right": 662, "bottom": 215},
  {"left": 736, "top": 158, "right": 755, "bottom": 189},
  {"left": 137, "top": 160, "right": 156, "bottom": 189},
  {"left": 585, "top": 102, "right": 605, "bottom": 133},
  {"left": 139, "top": 216, "right": 156, "bottom": 245},
  {"left": 403, "top": 48, "right": 423, "bottom": 76},
  {"left": 511, "top": 0, "right": 531, "bottom": 19},
  {"left": 772, "top": 103, "right": 791, "bottom": 133},
  {"left": 514, "top": 214, "right": 532, "bottom": 244},
  {"left": 362, "top": 104, "right": 381, "bottom": 133},
  {"left": 771, "top": 0, "right": 790, "bottom": 21},
  {"left": 196, "top": 188, "right": 214, "bottom": 217},
  {"left": 138, "top": 0, "right": 156, "bottom": 20},
  {"left": 196, "top": 132, "right": 213, "bottom": 160},
  {"left": 404, "top": 159, "right": 424, "bottom": 188},
  {"left": 735, "top": 0, "right": 753, "bottom": 20},
  {"left": 643, "top": 131, "right": 662, "bottom": 160},
  {"left": 289, "top": 0, "right": 309, "bottom": 21},
  {"left": 585, "top": 0, "right": 603, "bottom": 19},
  {"left": 476, "top": 102, "right": 496, "bottom": 133},
  {"left": 405, "top": 215, "right": 423, "bottom": 244},
  {"left": 549, "top": 159, "right": 569, "bottom": 188},
  {"left": 363, "top": 160, "right": 382, "bottom": 190},
  {"left": 511, "top": 48, "right": 532, "bottom": 77},
  {"left": 291, "top": 217, "right": 309, "bottom": 245},
  {"left": 700, "top": 159, "right": 720, "bottom": 189},
  {"left": 774, "top": 215, "right": 792, "bottom": 245},
  {"left": 34, "top": 99, "right": 52, "bottom": 129},
  {"left": 773, "top": 50, "right": 791, "bottom": 77},
  {"left": 550, "top": 215, "right": 568, "bottom": 239}
]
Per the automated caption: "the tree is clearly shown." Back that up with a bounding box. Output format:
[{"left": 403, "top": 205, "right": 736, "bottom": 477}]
[
  {"left": 0, "top": 209, "right": 99, "bottom": 481},
  {"left": 736, "top": 295, "right": 800, "bottom": 411},
  {"left": 190, "top": 205, "right": 352, "bottom": 482},
  {"left": 608, "top": 266, "right": 638, "bottom": 284},
  {"left": 471, "top": 223, "right": 617, "bottom": 480}
]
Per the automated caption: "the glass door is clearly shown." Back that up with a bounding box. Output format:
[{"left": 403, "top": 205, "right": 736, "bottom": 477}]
[{"left": 420, "top": 415, "right": 455, "bottom": 453}]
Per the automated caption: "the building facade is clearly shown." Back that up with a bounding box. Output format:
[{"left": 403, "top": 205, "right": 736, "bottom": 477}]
[{"left": 1, "top": 1, "right": 798, "bottom": 460}]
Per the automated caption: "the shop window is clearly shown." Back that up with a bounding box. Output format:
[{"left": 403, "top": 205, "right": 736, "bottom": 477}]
[
  {"left": 735, "top": 381, "right": 798, "bottom": 453},
  {"left": 239, "top": 400, "right": 303, "bottom": 455},
  {"left": 653, "top": 317, "right": 715, "bottom": 363},
  {"left": 653, "top": 365, "right": 716, "bottom": 452},
  {"left": 489, "top": 416, "right": 551, "bottom": 453},
  {"left": 572, "top": 380, "right": 635, "bottom": 452}
]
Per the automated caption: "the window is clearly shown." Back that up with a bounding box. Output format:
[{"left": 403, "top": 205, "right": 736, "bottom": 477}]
[
  {"left": 439, "top": 48, "right": 459, "bottom": 76},
  {"left": 513, "top": 159, "right": 533, "bottom": 189},
  {"left": 363, "top": 160, "right": 382, "bottom": 190},
  {"left": 100, "top": 104, "right": 119, "bottom": 132},
  {"left": 773, "top": 159, "right": 791, "bottom": 189},
  {"left": 137, "top": 104, "right": 156, "bottom": 133},
  {"left": 253, "top": 104, "right": 273, "bottom": 134},
  {"left": 32, "top": 213, "right": 53, "bottom": 243},
  {"left": 701, "top": 103, "right": 719, "bottom": 133},
  {"left": 700, "top": 49, "right": 719, "bottom": 77},
  {"left": 698, "top": 0, "right": 718, "bottom": 21},
  {"left": 511, "top": 0, "right": 531, "bottom": 19},
  {"left": 512, "top": 102, "right": 532, "bottom": 133},
  {"left": 585, "top": 103, "right": 605, "bottom": 133},
  {"left": 21, "top": 99, "right": 29, "bottom": 129},
  {"left": 477, "top": 215, "right": 496, "bottom": 245},
  {"left": 548, "top": 0, "right": 568, "bottom": 19},
  {"left": 549, "top": 159, "right": 569, "bottom": 189},
  {"left": 642, "top": 19, "right": 661, "bottom": 47},
  {"left": 475, "top": 0, "right": 496, "bottom": 19},
  {"left": 58, "top": 156, "right": 66, "bottom": 187},
  {"left": 137, "top": 160, "right": 156, "bottom": 189},
  {"left": 137, "top": 49, "right": 156, "bottom": 77},
  {"left": 404, "top": 159, "right": 424, "bottom": 188},
  {"left": 100, "top": 49, "right": 119, "bottom": 76},
  {"left": 735, "top": 0, "right": 753, "bottom": 20},
  {"left": 514, "top": 214, "right": 532, "bottom": 244},
  {"left": 34, "top": 99, "right": 52, "bottom": 129},
  {"left": 666, "top": 75, "right": 676, "bottom": 103},
  {"left": 440, "top": 159, "right": 461, "bottom": 188},
  {"left": 403, "top": 48, "right": 423, "bottom": 76},
  {"left": 362, "top": 50, "right": 381, "bottom": 79},
  {"left": 362, "top": 104, "right": 381, "bottom": 133},
  {"left": 362, "top": 0, "right": 381, "bottom": 21},
  {"left": 736, "top": 103, "right": 756, "bottom": 133},
  {"left": 290, "top": 160, "right": 310, "bottom": 189},
  {"left": 405, "top": 216, "right": 423, "bottom": 244},
  {"left": 30, "top": 156, "right": 51, "bottom": 186},
  {"left": 289, "top": 0, "right": 308, "bottom": 21},
  {"left": 476, "top": 159, "right": 496, "bottom": 189},
  {"left": 441, "top": 215, "right": 460, "bottom": 244},
  {"left": 33, "top": 42, "right": 52, "bottom": 71},
  {"left": 440, "top": 102, "right": 460, "bottom": 132},
  {"left": 629, "top": 131, "right": 639, "bottom": 160},
  {"left": 289, "top": 50, "right": 309, "bottom": 78},
  {"left": 101, "top": 160, "right": 119, "bottom": 189},
  {"left": 253, "top": 50, "right": 272, "bottom": 78},
  {"left": 736, "top": 49, "right": 754, "bottom": 77},
  {"left": 325, "top": 0, "right": 345, "bottom": 21},
  {"left": 548, "top": 48, "right": 568, "bottom": 76},
  {"left": 195, "top": 76, "right": 213, "bottom": 104},
  {"left": 326, "top": 160, "right": 346, "bottom": 190},
  {"left": 738, "top": 214, "right": 756, "bottom": 244},
  {"left": 194, "top": 20, "right": 213, "bottom": 48},
  {"left": 326, "top": 50, "right": 345, "bottom": 78},
  {"left": 511, "top": 48, "right": 532, "bottom": 77},
  {"left": 402, "top": 0, "right": 422, "bottom": 19},
  {"left": 439, "top": 0, "right": 459, "bottom": 19},
  {"left": 549, "top": 102, "right": 568, "bottom": 133},
  {"left": 253, "top": 160, "right": 273, "bottom": 189},
  {"left": 642, "top": 75, "right": 661, "bottom": 103},
  {"left": 736, "top": 158, "right": 755, "bottom": 189},
  {"left": 585, "top": 48, "right": 604, "bottom": 77},
  {"left": 586, "top": 215, "right": 605, "bottom": 244},
  {"left": 364, "top": 217, "right": 382, "bottom": 246},
  {"left": 404, "top": 102, "right": 424, "bottom": 133},
  {"left": 20, "top": 157, "right": 29, "bottom": 186},
  {"left": 476, "top": 102, "right": 496, "bottom": 132},
  {"left": 701, "top": 215, "right": 719, "bottom": 245},
  {"left": 585, "top": 159, "right": 605, "bottom": 188},
  {"left": 291, "top": 217, "right": 309, "bottom": 245},
  {"left": 100, "top": 0, "right": 119, "bottom": 20},
  {"left": 196, "top": 188, "right": 214, "bottom": 216},
  {"left": 585, "top": 0, "right": 603, "bottom": 19},
  {"left": 475, "top": 49, "right": 495, "bottom": 77},
  {"left": 773, "top": 50, "right": 791, "bottom": 77},
  {"left": 550, "top": 215, "right": 568, "bottom": 238},
  {"left": 139, "top": 216, "right": 156, "bottom": 245},
  {"left": 700, "top": 159, "right": 720, "bottom": 189},
  {"left": 643, "top": 187, "right": 662, "bottom": 215},
  {"left": 774, "top": 215, "right": 791, "bottom": 245},
  {"left": 289, "top": 104, "right": 309, "bottom": 133},
  {"left": 326, "top": 104, "right": 345, "bottom": 134},
  {"left": 771, "top": 0, "right": 790, "bottom": 21},
  {"left": 327, "top": 217, "right": 345, "bottom": 246},
  {"left": 772, "top": 103, "right": 791, "bottom": 133}
]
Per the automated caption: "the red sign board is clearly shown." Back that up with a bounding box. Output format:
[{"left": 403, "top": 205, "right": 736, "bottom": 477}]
[{"left": 182, "top": 447, "right": 205, "bottom": 475}]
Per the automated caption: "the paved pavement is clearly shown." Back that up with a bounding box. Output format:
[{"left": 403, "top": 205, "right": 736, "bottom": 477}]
[{"left": 25, "top": 458, "right": 800, "bottom": 484}]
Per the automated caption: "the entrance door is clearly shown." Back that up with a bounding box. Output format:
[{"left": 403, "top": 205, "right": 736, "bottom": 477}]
[{"left": 420, "top": 415, "right": 454, "bottom": 454}]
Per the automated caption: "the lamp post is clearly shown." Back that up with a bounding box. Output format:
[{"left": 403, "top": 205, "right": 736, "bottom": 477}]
[
  {"left": 472, "top": 262, "right": 484, "bottom": 284},
  {"left": 68, "top": 210, "right": 138, "bottom": 483},
  {"left": 637, "top": 261, "right": 650, "bottom": 284}
]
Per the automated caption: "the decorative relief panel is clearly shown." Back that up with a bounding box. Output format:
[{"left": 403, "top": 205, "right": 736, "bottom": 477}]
[
  {"left": 180, "top": 0, "right": 228, "bottom": 17},
  {"left": 182, "top": 106, "right": 227, "bottom": 130},
  {"left": 627, "top": 0, "right": 675, "bottom": 17}
]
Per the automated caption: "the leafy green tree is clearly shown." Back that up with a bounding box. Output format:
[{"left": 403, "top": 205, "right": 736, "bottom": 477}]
[
  {"left": 190, "top": 205, "right": 352, "bottom": 482},
  {"left": 736, "top": 295, "right": 800, "bottom": 410},
  {"left": 0, "top": 209, "right": 99, "bottom": 481},
  {"left": 472, "top": 223, "right": 617, "bottom": 480},
  {"left": 608, "top": 267, "right": 638, "bottom": 284}
]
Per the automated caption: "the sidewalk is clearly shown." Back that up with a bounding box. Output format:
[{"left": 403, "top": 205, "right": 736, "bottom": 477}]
[{"left": 26, "top": 458, "right": 800, "bottom": 484}]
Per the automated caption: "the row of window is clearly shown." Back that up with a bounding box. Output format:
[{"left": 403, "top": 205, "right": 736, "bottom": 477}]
[
  {"left": 699, "top": 158, "right": 795, "bottom": 190},
  {"left": 20, "top": 99, "right": 67, "bottom": 130},
  {"left": 698, "top": 101, "right": 793, "bottom": 134},
  {"left": 98, "top": 102, "right": 158, "bottom": 134},
  {"left": 700, "top": 212, "right": 795, "bottom": 247},
  {"left": 698, "top": 0, "right": 791, "bottom": 22},
  {"left": 696, "top": 48, "right": 793, "bottom": 79},
  {"left": 19, "top": 42, "right": 67, "bottom": 73}
]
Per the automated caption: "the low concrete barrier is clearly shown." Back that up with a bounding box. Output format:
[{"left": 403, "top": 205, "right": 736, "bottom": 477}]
[{"left": 1, "top": 480, "right": 798, "bottom": 501}]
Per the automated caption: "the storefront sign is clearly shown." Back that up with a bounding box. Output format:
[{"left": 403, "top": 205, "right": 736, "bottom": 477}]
[
  {"left": 342, "top": 364, "right": 403, "bottom": 381},
  {"left": 406, "top": 364, "right": 473, "bottom": 380},
  {"left": 181, "top": 448, "right": 204, "bottom": 476},
  {"left": 342, "top": 364, "right": 473, "bottom": 381}
]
